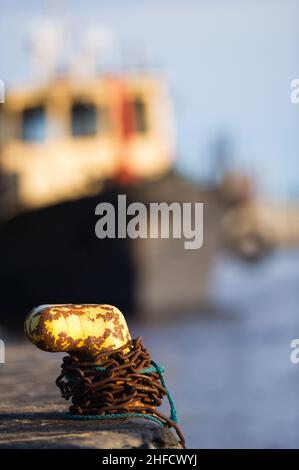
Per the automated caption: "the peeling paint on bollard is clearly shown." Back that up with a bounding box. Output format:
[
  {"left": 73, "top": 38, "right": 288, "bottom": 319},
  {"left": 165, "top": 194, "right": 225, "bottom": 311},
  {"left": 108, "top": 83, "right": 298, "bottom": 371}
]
[{"left": 24, "top": 304, "right": 131, "bottom": 356}]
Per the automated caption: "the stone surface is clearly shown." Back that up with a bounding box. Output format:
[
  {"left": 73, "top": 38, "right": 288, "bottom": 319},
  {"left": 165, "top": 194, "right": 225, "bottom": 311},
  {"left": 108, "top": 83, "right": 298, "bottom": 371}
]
[{"left": 0, "top": 341, "right": 181, "bottom": 449}]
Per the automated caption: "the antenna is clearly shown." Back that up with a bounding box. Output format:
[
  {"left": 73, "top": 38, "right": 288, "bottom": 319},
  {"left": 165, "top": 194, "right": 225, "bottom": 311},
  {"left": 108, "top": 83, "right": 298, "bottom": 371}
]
[
  {"left": 27, "top": 0, "right": 117, "bottom": 81},
  {"left": 27, "top": 0, "right": 68, "bottom": 80},
  {"left": 29, "top": 18, "right": 64, "bottom": 80}
]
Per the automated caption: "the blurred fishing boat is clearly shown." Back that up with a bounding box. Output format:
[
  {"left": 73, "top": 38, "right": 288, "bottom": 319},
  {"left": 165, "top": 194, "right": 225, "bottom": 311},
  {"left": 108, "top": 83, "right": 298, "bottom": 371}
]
[
  {"left": 0, "top": 19, "right": 231, "bottom": 335},
  {"left": 222, "top": 199, "right": 299, "bottom": 260},
  {"left": 218, "top": 170, "right": 299, "bottom": 260},
  {"left": 0, "top": 73, "right": 175, "bottom": 219},
  {"left": 0, "top": 61, "right": 224, "bottom": 331}
]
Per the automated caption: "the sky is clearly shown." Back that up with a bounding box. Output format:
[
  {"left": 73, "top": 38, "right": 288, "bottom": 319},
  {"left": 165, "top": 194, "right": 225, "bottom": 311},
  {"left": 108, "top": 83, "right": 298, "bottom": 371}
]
[{"left": 0, "top": 0, "right": 298, "bottom": 199}]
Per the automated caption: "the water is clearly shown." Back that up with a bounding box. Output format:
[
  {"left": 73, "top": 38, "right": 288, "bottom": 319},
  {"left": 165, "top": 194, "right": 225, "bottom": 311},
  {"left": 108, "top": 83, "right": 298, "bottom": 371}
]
[{"left": 132, "top": 250, "right": 299, "bottom": 448}]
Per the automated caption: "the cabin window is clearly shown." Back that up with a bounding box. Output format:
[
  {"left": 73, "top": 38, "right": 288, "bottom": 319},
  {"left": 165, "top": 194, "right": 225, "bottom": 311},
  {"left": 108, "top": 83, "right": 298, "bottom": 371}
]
[
  {"left": 21, "top": 105, "right": 46, "bottom": 141},
  {"left": 133, "top": 98, "right": 148, "bottom": 134},
  {"left": 71, "top": 102, "right": 97, "bottom": 137}
]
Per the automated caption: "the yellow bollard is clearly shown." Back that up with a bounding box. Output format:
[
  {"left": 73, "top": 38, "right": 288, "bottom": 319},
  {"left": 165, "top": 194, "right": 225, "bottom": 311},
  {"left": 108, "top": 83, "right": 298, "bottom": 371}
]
[{"left": 24, "top": 304, "right": 131, "bottom": 358}]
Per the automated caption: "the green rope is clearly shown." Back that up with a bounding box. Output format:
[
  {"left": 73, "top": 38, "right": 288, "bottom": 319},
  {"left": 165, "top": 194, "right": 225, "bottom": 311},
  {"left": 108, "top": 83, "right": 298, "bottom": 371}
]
[
  {"left": 65, "top": 361, "right": 178, "bottom": 424},
  {"left": 150, "top": 360, "right": 178, "bottom": 423},
  {"left": 139, "top": 365, "right": 162, "bottom": 374},
  {"left": 94, "top": 366, "right": 107, "bottom": 372},
  {"left": 65, "top": 412, "right": 164, "bottom": 427}
]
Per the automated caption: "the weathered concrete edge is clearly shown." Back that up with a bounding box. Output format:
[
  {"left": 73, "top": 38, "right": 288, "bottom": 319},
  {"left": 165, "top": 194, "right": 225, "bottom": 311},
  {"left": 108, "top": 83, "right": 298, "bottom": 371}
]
[{"left": 0, "top": 416, "right": 183, "bottom": 449}]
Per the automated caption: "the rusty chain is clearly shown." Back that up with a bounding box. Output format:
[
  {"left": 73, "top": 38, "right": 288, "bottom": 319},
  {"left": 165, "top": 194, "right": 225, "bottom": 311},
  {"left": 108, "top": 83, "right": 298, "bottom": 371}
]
[{"left": 56, "top": 337, "right": 185, "bottom": 447}]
